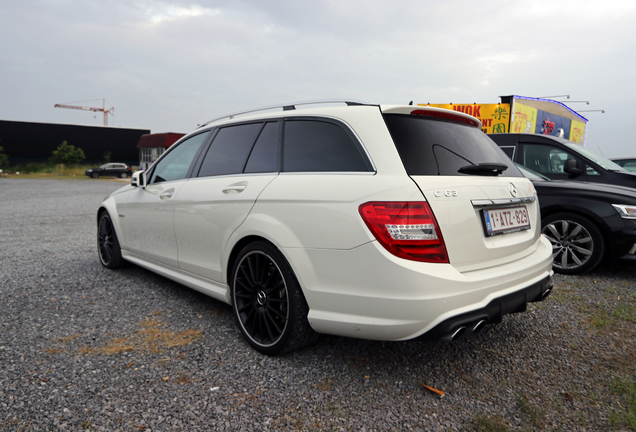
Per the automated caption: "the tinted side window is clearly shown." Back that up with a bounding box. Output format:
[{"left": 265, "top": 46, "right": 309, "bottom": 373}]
[
  {"left": 522, "top": 144, "right": 577, "bottom": 175},
  {"left": 198, "top": 123, "right": 263, "bottom": 177},
  {"left": 384, "top": 114, "right": 522, "bottom": 177},
  {"left": 245, "top": 122, "right": 278, "bottom": 173},
  {"left": 149, "top": 132, "right": 208, "bottom": 184},
  {"left": 283, "top": 120, "right": 372, "bottom": 172}
]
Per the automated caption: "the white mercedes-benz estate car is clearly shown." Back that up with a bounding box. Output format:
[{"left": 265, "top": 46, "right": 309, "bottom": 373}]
[{"left": 97, "top": 101, "right": 553, "bottom": 354}]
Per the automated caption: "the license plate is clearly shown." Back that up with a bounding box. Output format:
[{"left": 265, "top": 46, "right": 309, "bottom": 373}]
[{"left": 483, "top": 206, "right": 530, "bottom": 236}]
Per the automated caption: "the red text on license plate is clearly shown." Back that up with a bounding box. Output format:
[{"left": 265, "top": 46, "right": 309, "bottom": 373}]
[{"left": 483, "top": 206, "right": 530, "bottom": 235}]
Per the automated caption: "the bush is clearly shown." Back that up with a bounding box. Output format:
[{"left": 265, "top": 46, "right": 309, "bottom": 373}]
[
  {"left": 0, "top": 146, "right": 9, "bottom": 169},
  {"left": 50, "top": 141, "right": 85, "bottom": 166}
]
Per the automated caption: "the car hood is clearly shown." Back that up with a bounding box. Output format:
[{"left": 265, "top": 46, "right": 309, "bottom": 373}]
[
  {"left": 532, "top": 179, "right": 636, "bottom": 201},
  {"left": 615, "top": 170, "right": 636, "bottom": 180}
]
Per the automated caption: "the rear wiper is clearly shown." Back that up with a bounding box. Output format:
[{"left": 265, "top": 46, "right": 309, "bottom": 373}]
[{"left": 458, "top": 163, "right": 508, "bottom": 176}]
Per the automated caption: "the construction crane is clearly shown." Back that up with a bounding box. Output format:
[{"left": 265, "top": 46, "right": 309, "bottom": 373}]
[{"left": 54, "top": 99, "right": 114, "bottom": 126}]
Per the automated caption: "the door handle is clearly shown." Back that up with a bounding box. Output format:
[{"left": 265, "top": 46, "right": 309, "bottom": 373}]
[
  {"left": 159, "top": 189, "right": 174, "bottom": 200},
  {"left": 222, "top": 182, "right": 247, "bottom": 194}
]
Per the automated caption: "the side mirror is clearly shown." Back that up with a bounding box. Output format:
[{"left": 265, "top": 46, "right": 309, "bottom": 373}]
[
  {"left": 563, "top": 158, "right": 582, "bottom": 177},
  {"left": 131, "top": 170, "right": 147, "bottom": 188}
]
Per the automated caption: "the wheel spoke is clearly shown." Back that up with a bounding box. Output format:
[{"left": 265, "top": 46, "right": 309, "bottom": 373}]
[
  {"left": 545, "top": 224, "right": 561, "bottom": 240},
  {"left": 234, "top": 249, "right": 289, "bottom": 348},
  {"left": 241, "top": 258, "right": 258, "bottom": 286},
  {"left": 571, "top": 237, "right": 592, "bottom": 245},
  {"left": 264, "top": 280, "right": 284, "bottom": 295},
  {"left": 236, "top": 277, "right": 256, "bottom": 295},
  {"left": 263, "top": 309, "right": 284, "bottom": 337},
  {"left": 570, "top": 244, "right": 592, "bottom": 256},
  {"left": 570, "top": 250, "right": 583, "bottom": 266},
  {"left": 566, "top": 225, "right": 583, "bottom": 240},
  {"left": 560, "top": 248, "right": 570, "bottom": 268}
]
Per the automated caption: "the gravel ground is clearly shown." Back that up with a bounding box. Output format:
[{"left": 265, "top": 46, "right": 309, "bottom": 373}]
[{"left": 1, "top": 178, "right": 635, "bottom": 432}]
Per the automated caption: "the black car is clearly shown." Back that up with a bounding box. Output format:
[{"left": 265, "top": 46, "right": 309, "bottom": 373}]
[
  {"left": 489, "top": 133, "right": 636, "bottom": 189},
  {"left": 611, "top": 157, "right": 636, "bottom": 172},
  {"left": 517, "top": 164, "right": 636, "bottom": 274},
  {"left": 85, "top": 163, "right": 133, "bottom": 179}
]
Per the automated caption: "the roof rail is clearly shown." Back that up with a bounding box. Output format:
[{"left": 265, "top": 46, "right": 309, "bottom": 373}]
[{"left": 200, "top": 100, "right": 373, "bottom": 127}]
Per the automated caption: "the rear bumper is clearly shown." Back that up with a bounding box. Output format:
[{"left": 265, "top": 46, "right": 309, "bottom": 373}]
[
  {"left": 416, "top": 274, "right": 552, "bottom": 341},
  {"left": 283, "top": 235, "right": 554, "bottom": 341}
]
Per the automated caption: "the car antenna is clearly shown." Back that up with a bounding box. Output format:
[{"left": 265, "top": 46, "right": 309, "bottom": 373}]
[{"left": 597, "top": 146, "right": 605, "bottom": 156}]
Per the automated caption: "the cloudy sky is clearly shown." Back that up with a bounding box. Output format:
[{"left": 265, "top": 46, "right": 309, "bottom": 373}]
[{"left": 2, "top": 0, "right": 635, "bottom": 157}]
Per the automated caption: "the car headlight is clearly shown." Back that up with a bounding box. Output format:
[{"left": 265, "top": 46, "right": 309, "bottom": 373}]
[{"left": 612, "top": 204, "right": 636, "bottom": 219}]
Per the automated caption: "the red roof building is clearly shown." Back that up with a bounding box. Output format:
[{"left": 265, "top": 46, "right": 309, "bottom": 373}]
[{"left": 137, "top": 132, "right": 185, "bottom": 170}]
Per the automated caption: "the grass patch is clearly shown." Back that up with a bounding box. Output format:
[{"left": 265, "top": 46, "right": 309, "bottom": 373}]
[
  {"left": 1, "top": 163, "right": 136, "bottom": 179},
  {"left": 517, "top": 393, "right": 545, "bottom": 428},
  {"left": 609, "top": 374, "right": 636, "bottom": 430},
  {"left": 589, "top": 301, "right": 636, "bottom": 330},
  {"left": 549, "top": 287, "right": 578, "bottom": 304},
  {"left": 472, "top": 412, "right": 509, "bottom": 432}
]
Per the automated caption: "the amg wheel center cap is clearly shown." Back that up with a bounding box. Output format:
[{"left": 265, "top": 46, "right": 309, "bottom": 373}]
[{"left": 257, "top": 291, "right": 267, "bottom": 306}]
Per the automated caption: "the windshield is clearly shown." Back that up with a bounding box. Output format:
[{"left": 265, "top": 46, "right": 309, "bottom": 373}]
[
  {"left": 563, "top": 142, "right": 625, "bottom": 171},
  {"left": 515, "top": 163, "right": 549, "bottom": 181}
]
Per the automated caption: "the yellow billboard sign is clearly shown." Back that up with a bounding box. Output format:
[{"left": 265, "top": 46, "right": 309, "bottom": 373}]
[
  {"left": 419, "top": 103, "right": 511, "bottom": 134},
  {"left": 510, "top": 103, "right": 537, "bottom": 134},
  {"left": 569, "top": 119, "right": 586, "bottom": 144}
]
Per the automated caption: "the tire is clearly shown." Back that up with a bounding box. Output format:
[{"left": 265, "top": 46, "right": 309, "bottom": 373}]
[
  {"left": 541, "top": 213, "right": 605, "bottom": 275},
  {"left": 98, "top": 212, "right": 124, "bottom": 269},
  {"left": 231, "top": 241, "right": 317, "bottom": 355},
  {"left": 91, "top": 172, "right": 99, "bottom": 179},
  {"left": 120, "top": 172, "right": 128, "bottom": 179}
]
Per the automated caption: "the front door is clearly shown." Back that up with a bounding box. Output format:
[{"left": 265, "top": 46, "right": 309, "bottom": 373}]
[{"left": 120, "top": 132, "right": 209, "bottom": 267}]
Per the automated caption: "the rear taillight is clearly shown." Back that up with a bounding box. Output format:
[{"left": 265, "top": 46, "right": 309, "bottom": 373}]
[{"left": 359, "top": 202, "right": 449, "bottom": 263}]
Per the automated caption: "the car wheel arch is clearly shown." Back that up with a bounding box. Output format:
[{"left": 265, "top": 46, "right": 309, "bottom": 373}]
[
  {"left": 540, "top": 205, "right": 610, "bottom": 244},
  {"left": 97, "top": 205, "right": 126, "bottom": 249},
  {"left": 226, "top": 235, "right": 272, "bottom": 291}
]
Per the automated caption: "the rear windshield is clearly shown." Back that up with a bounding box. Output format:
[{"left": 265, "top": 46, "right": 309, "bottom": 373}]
[{"left": 383, "top": 114, "right": 522, "bottom": 177}]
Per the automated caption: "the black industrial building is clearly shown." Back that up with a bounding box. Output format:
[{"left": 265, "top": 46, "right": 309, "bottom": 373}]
[{"left": 0, "top": 120, "right": 150, "bottom": 166}]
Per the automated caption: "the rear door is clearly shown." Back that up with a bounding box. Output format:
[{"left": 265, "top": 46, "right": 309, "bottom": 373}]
[
  {"left": 383, "top": 110, "right": 541, "bottom": 272},
  {"left": 173, "top": 122, "right": 279, "bottom": 282}
]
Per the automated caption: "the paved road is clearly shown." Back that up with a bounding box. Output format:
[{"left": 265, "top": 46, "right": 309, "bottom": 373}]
[{"left": 1, "top": 178, "right": 635, "bottom": 431}]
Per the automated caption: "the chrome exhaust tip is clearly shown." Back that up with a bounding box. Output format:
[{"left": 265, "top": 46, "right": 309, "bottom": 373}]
[
  {"left": 472, "top": 319, "right": 487, "bottom": 334},
  {"left": 542, "top": 286, "right": 553, "bottom": 300},
  {"left": 441, "top": 326, "right": 466, "bottom": 343}
]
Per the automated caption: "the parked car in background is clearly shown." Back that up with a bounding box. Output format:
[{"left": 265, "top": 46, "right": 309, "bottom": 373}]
[
  {"left": 611, "top": 157, "right": 636, "bottom": 172},
  {"left": 85, "top": 163, "right": 133, "bottom": 179},
  {"left": 517, "top": 164, "right": 636, "bottom": 274},
  {"left": 96, "top": 101, "right": 553, "bottom": 354},
  {"left": 489, "top": 133, "right": 636, "bottom": 189}
]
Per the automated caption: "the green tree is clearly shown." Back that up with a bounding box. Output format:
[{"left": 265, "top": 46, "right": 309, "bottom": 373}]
[
  {"left": 0, "top": 146, "right": 9, "bottom": 169},
  {"left": 50, "top": 141, "right": 85, "bottom": 166},
  {"left": 102, "top": 150, "right": 112, "bottom": 163}
]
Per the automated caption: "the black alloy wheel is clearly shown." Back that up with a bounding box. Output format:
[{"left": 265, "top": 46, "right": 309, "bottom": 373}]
[
  {"left": 91, "top": 172, "right": 99, "bottom": 178},
  {"left": 541, "top": 213, "right": 604, "bottom": 275},
  {"left": 231, "top": 241, "right": 316, "bottom": 354},
  {"left": 120, "top": 172, "right": 128, "bottom": 178},
  {"left": 98, "top": 212, "right": 123, "bottom": 269}
]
